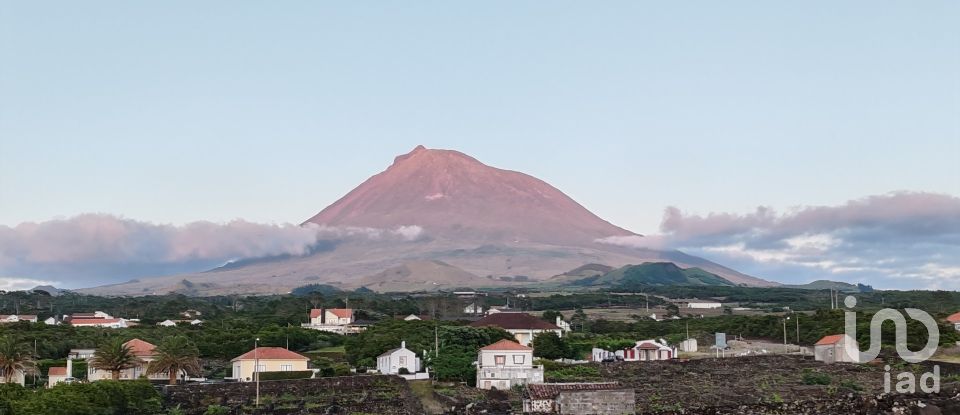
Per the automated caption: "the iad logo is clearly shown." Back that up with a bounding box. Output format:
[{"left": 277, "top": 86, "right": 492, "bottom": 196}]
[{"left": 843, "top": 295, "right": 940, "bottom": 393}]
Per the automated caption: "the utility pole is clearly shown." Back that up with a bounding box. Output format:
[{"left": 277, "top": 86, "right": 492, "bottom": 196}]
[
  {"left": 254, "top": 338, "right": 260, "bottom": 408},
  {"left": 783, "top": 317, "right": 789, "bottom": 353}
]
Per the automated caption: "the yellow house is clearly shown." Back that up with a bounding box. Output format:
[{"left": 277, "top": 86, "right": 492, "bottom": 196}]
[{"left": 230, "top": 347, "right": 310, "bottom": 382}]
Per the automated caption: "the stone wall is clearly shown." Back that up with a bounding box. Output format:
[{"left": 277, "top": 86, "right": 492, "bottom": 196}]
[
  {"left": 556, "top": 389, "right": 636, "bottom": 415},
  {"left": 163, "top": 375, "right": 424, "bottom": 415}
]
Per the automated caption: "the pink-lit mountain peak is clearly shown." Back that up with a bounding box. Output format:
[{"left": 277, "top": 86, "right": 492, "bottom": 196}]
[{"left": 304, "top": 145, "right": 636, "bottom": 245}]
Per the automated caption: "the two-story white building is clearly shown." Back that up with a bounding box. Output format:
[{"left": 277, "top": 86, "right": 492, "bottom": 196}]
[
  {"left": 302, "top": 308, "right": 361, "bottom": 334},
  {"left": 476, "top": 339, "right": 544, "bottom": 390},
  {"left": 470, "top": 313, "right": 563, "bottom": 346}
]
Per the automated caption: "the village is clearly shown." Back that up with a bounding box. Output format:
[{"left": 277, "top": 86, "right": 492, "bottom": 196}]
[{"left": 3, "top": 288, "right": 960, "bottom": 414}]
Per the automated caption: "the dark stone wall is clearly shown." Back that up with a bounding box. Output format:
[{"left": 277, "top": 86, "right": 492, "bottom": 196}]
[
  {"left": 557, "top": 389, "right": 636, "bottom": 414},
  {"left": 163, "top": 375, "right": 424, "bottom": 415}
]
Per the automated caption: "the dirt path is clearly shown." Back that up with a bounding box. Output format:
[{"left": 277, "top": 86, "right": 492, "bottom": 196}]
[{"left": 407, "top": 380, "right": 447, "bottom": 414}]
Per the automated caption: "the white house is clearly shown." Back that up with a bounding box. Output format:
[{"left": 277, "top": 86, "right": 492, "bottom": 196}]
[
  {"left": 302, "top": 308, "right": 361, "bottom": 334},
  {"left": 43, "top": 317, "right": 59, "bottom": 325},
  {"left": 69, "top": 318, "right": 128, "bottom": 328},
  {"left": 157, "top": 319, "right": 203, "bottom": 327},
  {"left": 402, "top": 314, "right": 422, "bottom": 321},
  {"left": 814, "top": 334, "right": 858, "bottom": 363},
  {"left": 310, "top": 308, "right": 353, "bottom": 325},
  {"left": 470, "top": 313, "right": 563, "bottom": 346},
  {"left": 464, "top": 303, "right": 483, "bottom": 315},
  {"left": 377, "top": 341, "right": 427, "bottom": 380},
  {"left": 554, "top": 317, "right": 572, "bottom": 332},
  {"left": 476, "top": 339, "right": 544, "bottom": 390},
  {"left": 0, "top": 368, "right": 26, "bottom": 386},
  {"left": 591, "top": 348, "right": 618, "bottom": 362},
  {"left": 48, "top": 359, "right": 73, "bottom": 387},
  {"left": 687, "top": 301, "right": 723, "bottom": 310},
  {"left": 0, "top": 314, "right": 38, "bottom": 324},
  {"left": 620, "top": 339, "right": 676, "bottom": 361},
  {"left": 69, "top": 348, "right": 97, "bottom": 359}
]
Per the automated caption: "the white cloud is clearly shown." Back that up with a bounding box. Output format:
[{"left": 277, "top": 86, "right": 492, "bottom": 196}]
[{"left": 606, "top": 192, "right": 960, "bottom": 289}]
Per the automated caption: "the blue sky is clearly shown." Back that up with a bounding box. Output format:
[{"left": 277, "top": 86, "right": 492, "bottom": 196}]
[{"left": 1, "top": 2, "right": 958, "bottom": 289}]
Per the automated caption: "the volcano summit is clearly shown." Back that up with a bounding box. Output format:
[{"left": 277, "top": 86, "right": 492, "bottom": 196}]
[{"left": 85, "top": 146, "right": 774, "bottom": 295}]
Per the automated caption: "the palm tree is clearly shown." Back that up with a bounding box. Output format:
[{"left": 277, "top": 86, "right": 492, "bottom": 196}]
[
  {"left": 90, "top": 338, "right": 138, "bottom": 380},
  {"left": 0, "top": 337, "right": 35, "bottom": 384},
  {"left": 147, "top": 336, "right": 202, "bottom": 385}
]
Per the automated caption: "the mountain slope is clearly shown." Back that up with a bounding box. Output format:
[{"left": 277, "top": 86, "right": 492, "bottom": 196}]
[
  {"left": 569, "top": 262, "right": 737, "bottom": 288},
  {"left": 80, "top": 146, "right": 775, "bottom": 295},
  {"left": 304, "top": 145, "right": 636, "bottom": 246}
]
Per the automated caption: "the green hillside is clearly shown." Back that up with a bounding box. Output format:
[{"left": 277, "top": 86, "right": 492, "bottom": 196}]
[{"left": 569, "top": 262, "right": 737, "bottom": 288}]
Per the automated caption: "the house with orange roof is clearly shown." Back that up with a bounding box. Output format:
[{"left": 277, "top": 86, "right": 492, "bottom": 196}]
[
  {"left": 946, "top": 312, "right": 960, "bottom": 331},
  {"left": 230, "top": 347, "right": 310, "bottom": 382},
  {"left": 88, "top": 338, "right": 181, "bottom": 381},
  {"left": 47, "top": 359, "right": 74, "bottom": 387},
  {"left": 476, "top": 339, "right": 544, "bottom": 390},
  {"left": 814, "top": 334, "right": 858, "bottom": 363}
]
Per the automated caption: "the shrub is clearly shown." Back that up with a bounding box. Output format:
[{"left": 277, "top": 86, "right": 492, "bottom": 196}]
[
  {"left": 258, "top": 370, "right": 314, "bottom": 381},
  {"left": 801, "top": 369, "right": 831, "bottom": 385}
]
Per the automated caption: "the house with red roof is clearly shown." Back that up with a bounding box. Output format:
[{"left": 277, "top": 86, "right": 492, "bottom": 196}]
[
  {"left": 469, "top": 312, "right": 563, "bottom": 346},
  {"left": 476, "top": 339, "right": 544, "bottom": 390},
  {"left": 230, "top": 347, "right": 310, "bottom": 382},
  {"left": 621, "top": 339, "right": 676, "bottom": 361},
  {"left": 814, "top": 334, "right": 858, "bottom": 363},
  {"left": 302, "top": 308, "right": 362, "bottom": 334},
  {"left": 88, "top": 338, "right": 181, "bottom": 381},
  {"left": 946, "top": 312, "right": 960, "bottom": 331},
  {"left": 47, "top": 359, "right": 74, "bottom": 387}
]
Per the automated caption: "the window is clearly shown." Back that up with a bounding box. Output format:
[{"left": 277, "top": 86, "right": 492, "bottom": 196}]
[
  {"left": 256, "top": 364, "right": 266, "bottom": 372},
  {"left": 399, "top": 356, "right": 407, "bottom": 366},
  {"left": 513, "top": 354, "right": 525, "bottom": 364},
  {"left": 495, "top": 355, "right": 506, "bottom": 365},
  {"left": 280, "top": 364, "right": 293, "bottom": 371}
]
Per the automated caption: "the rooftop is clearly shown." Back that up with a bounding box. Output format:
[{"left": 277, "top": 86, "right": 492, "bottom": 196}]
[
  {"left": 232, "top": 347, "right": 309, "bottom": 362},
  {"left": 469, "top": 312, "right": 560, "bottom": 330},
  {"left": 480, "top": 339, "right": 533, "bottom": 351},
  {"left": 815, "top": 334, "right": 847, "bottom": 345}
]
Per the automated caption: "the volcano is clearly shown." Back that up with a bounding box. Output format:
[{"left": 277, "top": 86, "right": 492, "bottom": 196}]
[
  {"left": 304, "top": 145, "right": 635, "bottom": 245},
  {"left": 83, "top": 146, "right": 775, "bottom": 295}
]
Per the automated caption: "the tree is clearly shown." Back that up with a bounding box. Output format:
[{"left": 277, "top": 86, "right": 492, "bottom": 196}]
[
  {"left": 570, "top": 308, "right": 588, "bottom": 332},
  {"left": 89, "top": 339, "right": 138, "bottom": 381},
  {"left": 0, "top": 337, "right": 34, "bottom": 383},
  {"left": 531, "top": 332, "right": 569, "bottom": 360},
  {"left": 541, "top": 310, "right": 563, "bottom": 323},
  {"left": 147, "top": 336, "right": 202, "bottom": 385}
]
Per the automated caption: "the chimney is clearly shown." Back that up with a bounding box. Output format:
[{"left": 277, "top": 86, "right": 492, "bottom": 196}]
[
  {"left": 321, "top": 308, "right": 326, "bottom": 324},
  {"left": 66, "top": 358, "right": 73, "bottom": 377}
]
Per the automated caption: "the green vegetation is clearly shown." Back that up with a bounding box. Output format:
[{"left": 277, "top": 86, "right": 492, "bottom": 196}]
[
  {"left": 597, "top": 263, "right": 736, "bottom": 288},
  {"left": 257, "top": 370, "right": 314, "bottom": 381},
  {"left": 0, "top": 337, "right": 35, "bottom": 383},
  {"left": 146, "top": 336, "right": 202, "bottom": 385},
  {"left": 89, "top": 339, "right": 138, "bottom": 381},
  {"left": 0, "top": 380, "right": 162, "bottom": 414},
  {"left": 801, "top": 369, "right": 832, "bottom": 385}
]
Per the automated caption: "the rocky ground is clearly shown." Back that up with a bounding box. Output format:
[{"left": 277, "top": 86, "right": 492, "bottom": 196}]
[{"left": 441, "top": 355, "right": 960, "bottom": 414}]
